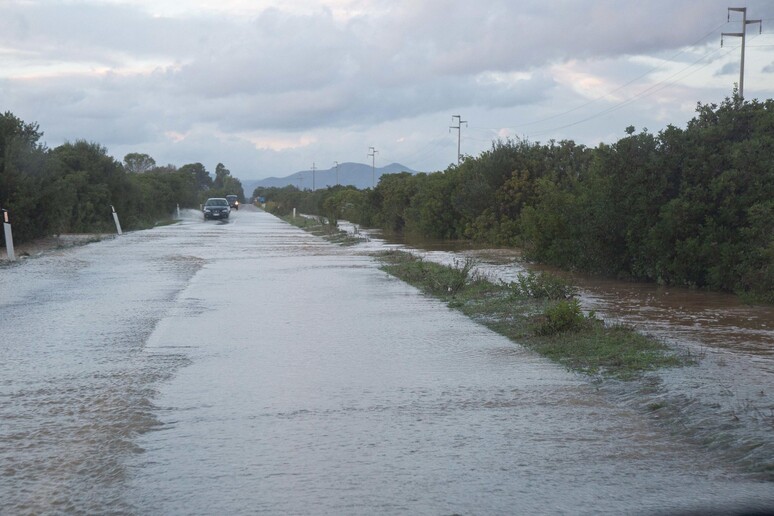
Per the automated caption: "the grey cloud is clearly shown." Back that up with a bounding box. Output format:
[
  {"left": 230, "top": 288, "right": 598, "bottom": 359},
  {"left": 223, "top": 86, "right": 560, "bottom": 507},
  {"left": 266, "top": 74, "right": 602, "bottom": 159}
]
[
  {"left": 715, "top": 61, "right": 739, "bottom": 76},
  {"left": 3, "top": 0, "right": 773, "bottom": 179},
  {"left": 360, "top": 0, "right": 769, "bottom": 76}
]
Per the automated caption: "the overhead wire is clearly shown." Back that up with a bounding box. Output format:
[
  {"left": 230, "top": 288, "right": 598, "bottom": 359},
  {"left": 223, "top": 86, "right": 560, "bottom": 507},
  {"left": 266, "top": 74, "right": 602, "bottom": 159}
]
[
  {"left": 527, "top": 44, "right": 739, "bottom": 138},
  {"left": 400, "top": 14, "right": 772, "bottom": 169},
  {"left": 391, "top": 130, "right": 452, "bottom": 171},
  {"left": 523, "top": 19, "right": 773, "bottom": 138},
  {"left": 512, "top": 21, "right": 729, "bottom": 130},
  {"left": 452, "top": 17, "right": 769, "bottom": 143}
]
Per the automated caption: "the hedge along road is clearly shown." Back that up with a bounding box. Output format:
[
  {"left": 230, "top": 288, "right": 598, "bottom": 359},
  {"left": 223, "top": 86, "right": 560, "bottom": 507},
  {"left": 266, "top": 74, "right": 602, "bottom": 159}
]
[{"left": 1, "top": 205, "right": 772, "bottom": 515}]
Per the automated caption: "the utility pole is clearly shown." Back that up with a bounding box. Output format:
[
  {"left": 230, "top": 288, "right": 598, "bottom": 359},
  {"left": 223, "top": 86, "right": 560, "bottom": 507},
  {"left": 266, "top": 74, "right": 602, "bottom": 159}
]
[
  {"left": 722, "top": 7, "right": 762, "bottom": 99},
  {"left": 368, "top": 147, "right": 378, "bottom": 187},
  {"left": 311, "top": 162, "right": 317, "bottom": 191},
  {"left": 334, "top": 161, "right": 339, "bottom": 186},
  {"left": 449, "top": 114, "right": 467, "bottom": 165}
]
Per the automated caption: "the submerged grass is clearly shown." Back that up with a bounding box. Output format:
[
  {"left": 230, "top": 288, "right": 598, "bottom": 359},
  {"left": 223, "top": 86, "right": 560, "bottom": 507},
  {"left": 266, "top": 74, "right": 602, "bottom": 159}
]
[
  {"left": 378, "top": 250, "right": 689, "bottom": 380},
  {"left": 281, "top": 214, "right": 364, "bottom": 246}
]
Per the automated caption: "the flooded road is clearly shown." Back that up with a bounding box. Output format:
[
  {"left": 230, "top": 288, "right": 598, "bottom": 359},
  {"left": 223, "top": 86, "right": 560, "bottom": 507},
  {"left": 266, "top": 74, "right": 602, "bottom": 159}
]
[
  {"left": 346, "top": 226, "right": 774, "bottom": 485},
  {"left": 2, "top": 208, "right": 773, "bottom": 514}
]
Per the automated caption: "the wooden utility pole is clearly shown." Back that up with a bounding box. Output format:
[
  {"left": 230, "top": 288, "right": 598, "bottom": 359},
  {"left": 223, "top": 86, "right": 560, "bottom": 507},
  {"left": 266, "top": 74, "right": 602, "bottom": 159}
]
[
  {"left": 722, "top": 7, "right": 762, "bottom": 99},
  {"left": 368, "top": 147, "right": 378, "bottom": 187},
  {"left": 450, "top": 115, "right": 467, "bottom": 165}
]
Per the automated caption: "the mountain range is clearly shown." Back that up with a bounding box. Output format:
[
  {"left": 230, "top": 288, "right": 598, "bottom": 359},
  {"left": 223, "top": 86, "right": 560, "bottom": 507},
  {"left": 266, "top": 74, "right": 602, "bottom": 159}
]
[{"left": 240, "top": 162, "right": 417, "bottom": 197}]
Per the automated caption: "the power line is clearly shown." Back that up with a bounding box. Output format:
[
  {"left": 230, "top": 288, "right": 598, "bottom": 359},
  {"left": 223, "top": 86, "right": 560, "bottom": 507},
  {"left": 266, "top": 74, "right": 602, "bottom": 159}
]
[
  {"left": 391, "top": 134, "right": 450, "bottom": 171},
  {"left": 513, "top": 21, "right": 729, "bottom": 131},
  {"left": 525, "top": 12, "right": 769, "bottom": 138},
  {"left": 528, "top": 43, "right": 737, "bottom": 138}
]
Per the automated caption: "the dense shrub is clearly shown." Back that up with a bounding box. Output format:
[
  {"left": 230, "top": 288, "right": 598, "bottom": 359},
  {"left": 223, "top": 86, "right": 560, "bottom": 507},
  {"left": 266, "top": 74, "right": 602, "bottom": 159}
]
[
  {"left": 0, "top": 111, "right": 242, "bottom": 243},
  {"left": 259, "top": 96, "right": 773, "bottom": 301},
  {"left": 532, "top": 299, "right": 590, "bottom": 336},
  {"left": 505, "top": 271, "right": 578, "bottom": 301}
]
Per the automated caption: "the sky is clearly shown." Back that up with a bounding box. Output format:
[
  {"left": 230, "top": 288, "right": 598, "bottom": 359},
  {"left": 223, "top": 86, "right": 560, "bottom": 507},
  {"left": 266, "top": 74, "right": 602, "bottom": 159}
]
[{"left": 2, "top": 0, "right": 773, "bottom": 181}]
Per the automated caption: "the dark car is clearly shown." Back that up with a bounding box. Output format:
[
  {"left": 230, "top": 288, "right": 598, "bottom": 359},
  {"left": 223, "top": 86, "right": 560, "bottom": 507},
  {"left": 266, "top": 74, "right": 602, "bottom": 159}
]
[
  {"left": 203, "top": 198, "right": 231, "bottom": 220},
  {"left": 226, "top": 194, "right": 239, "bottom": 210}
]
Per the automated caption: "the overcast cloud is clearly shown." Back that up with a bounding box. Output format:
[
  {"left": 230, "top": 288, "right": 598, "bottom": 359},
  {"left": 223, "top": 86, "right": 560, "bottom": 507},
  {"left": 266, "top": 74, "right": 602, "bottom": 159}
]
[{"left": 2, "top": 0, "right": 773, "bottom": 180}]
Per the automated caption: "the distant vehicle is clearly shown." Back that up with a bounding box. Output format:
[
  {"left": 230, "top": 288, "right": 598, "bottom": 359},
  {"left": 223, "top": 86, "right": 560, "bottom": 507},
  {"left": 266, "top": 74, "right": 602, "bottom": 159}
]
[
  {"left": 226, "top": 195, "right": 239, "bottom": 210},
  {"left": 203, "top": 198, "right": 231, "bottom": 220}
]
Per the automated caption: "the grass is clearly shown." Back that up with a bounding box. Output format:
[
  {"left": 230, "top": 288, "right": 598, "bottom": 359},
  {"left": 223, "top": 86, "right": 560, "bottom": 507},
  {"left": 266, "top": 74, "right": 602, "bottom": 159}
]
[
  {"left": 378, "top": 250, "right": 689, "bottom": 380},
  {"left": 277, "top": 218, "right": 690, "bottom": 380},
  {"left": 281, "top": 214, "right": 364, "bottom": 246}
]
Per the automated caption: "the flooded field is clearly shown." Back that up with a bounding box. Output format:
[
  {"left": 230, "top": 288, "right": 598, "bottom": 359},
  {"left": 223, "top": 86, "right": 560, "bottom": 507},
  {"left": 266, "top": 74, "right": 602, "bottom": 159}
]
[{"left": 1, "top": 208, "right": 772, "bottom": 514}]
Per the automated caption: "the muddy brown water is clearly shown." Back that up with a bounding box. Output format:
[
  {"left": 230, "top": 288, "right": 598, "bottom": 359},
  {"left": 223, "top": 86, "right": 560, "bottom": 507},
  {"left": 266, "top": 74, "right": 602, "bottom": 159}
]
[
  {"left": 1, "top": 210, "right": 772, "bottom": 514},
  {"left": 348, "top": 225, "right": 774, "bottom": 481}
]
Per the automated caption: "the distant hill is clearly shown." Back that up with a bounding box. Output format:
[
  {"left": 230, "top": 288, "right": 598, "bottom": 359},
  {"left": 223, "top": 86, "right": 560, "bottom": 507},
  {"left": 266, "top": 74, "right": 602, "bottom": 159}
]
[{"left": 241, "top": 162, "right": 417, "bottom": 197}]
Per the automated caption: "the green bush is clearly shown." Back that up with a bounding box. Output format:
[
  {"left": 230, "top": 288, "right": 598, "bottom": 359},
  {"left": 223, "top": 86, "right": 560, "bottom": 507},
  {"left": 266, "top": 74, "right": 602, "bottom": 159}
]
[
  {"left": 506, "top": 271, "right": 577, "bottom": 300},
  {"left": 532, "top": 298, "right": 588, "bottom": 335}
]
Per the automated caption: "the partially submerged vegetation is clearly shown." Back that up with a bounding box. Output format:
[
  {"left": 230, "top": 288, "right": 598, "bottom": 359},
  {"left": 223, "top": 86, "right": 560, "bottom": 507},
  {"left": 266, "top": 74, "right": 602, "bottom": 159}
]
[
  {"left": 378, "top": 250, "right": 688, "bottom": 380},
  {"left": 281, "top": 214, "right": 365, "bottom": 246},
  {"left": 281, "top": 211, "right": 689, "bottom": 379},
  {"left": 257, "top": 97, "right": 774, "bottom": 303},
  {"left": 283, "top": 208, "right": 774, "bottom": 479}
]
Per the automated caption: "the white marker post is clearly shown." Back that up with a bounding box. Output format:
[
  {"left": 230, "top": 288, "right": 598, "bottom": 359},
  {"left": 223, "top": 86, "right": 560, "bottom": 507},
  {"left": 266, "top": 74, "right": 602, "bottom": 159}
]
[
  {"left": 293, "top": 208, "right": 296, "bottom": 219},
  {"left": 2, "top": 209, "right": 15, "bottom": 261},
  {"left": 111, "top": 205, "right": 123, "bottom": 235},
  {"left": 176, "top": 203, "right": 181, "bottom": 219}
]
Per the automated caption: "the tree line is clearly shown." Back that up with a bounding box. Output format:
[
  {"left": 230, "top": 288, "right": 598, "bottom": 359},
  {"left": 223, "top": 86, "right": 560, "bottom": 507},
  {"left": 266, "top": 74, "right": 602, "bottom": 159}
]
[
  {"left": 257, "top": 96, "right": 773, "bottom": 302},
  {"left": 0, "top": 111, "right": 245, "bottom": 244}
]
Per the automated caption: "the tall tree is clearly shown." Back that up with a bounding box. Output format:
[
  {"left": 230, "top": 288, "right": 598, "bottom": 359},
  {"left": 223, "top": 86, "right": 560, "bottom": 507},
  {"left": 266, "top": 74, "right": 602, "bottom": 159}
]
[
  {"left": 123, "top": 153, "right": 156, "bottom": 174},
  {"left": 0, "top": 112, "right": 50, "bottom": 241},
  {"left": 179, "top": 162, "right": 212, "bottom": 191},
  {"left": 214, "top": 162, "right": 231, "bottom": 189}
]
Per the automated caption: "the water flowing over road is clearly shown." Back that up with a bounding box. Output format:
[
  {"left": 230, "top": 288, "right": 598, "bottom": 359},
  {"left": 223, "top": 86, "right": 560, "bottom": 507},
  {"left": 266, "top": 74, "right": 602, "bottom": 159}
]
[
  {"left": 1, "top": 207, "right": 772, "bottom": 515},
  {"left": 347, "top": 228, "right": 774, "bottom": 481}
]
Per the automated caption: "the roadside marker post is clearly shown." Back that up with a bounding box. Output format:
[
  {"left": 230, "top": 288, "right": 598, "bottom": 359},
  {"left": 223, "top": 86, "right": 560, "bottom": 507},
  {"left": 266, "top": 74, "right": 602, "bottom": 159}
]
[
  {"left": 2, "top": 209, "right": 15, "bottom": 261},
  {"left": 111, "top": 205, "right": 123, "bottom": 235}
]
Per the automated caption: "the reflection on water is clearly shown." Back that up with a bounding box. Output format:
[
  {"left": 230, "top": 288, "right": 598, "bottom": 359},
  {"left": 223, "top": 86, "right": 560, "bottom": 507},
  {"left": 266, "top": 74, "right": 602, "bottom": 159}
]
[
  {"left": 358, "top": 228, "right": 773, "bottom": 355},
  {"left": 0, "top": 236, "right": 203, "bottom": 513},
  {"left": 2, "top": 211, "right": 773, "bottom": 515},
  {"left": 353, "top": 226, "right": 774, "bottom": 480}
]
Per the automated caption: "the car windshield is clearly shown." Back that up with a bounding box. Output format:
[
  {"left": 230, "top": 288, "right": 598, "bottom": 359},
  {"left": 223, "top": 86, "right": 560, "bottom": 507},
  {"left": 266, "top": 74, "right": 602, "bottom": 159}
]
[{"left": 205, "top": 199, "right": 228, "bottom": 207}]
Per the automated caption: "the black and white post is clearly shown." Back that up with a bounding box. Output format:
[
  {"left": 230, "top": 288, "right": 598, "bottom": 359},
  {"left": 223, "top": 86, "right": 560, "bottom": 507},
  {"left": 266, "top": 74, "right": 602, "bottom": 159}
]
[
  {"left": 2, "top": 209, "right": 15, "bottom": 261},
  {"left": 111, "top": 205, "right": 123, "bottom": 235}
]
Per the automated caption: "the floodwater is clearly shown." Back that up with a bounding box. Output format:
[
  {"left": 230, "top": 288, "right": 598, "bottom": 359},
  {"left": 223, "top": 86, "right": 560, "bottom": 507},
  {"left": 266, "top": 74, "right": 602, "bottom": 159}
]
[
  {"left": 345, "top": 224, "right": 774, "bottom": 485},
  {"left": 1, "top": 208, "right": 773, "bottom": 515}
]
